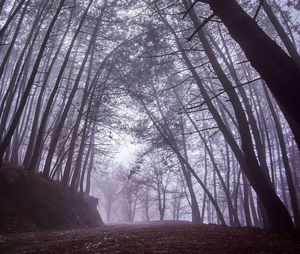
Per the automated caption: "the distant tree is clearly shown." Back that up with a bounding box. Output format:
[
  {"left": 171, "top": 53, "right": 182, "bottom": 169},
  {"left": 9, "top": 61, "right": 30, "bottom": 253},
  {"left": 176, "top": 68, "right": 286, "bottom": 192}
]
[
  {"left": 137, "top": 153, "right": 174, "bottom": 221},
  {"left": 99, "top": 176, "right": 119, "bottom": 222},
  {"left": 118, "top": 170, "right": 141, "bottom": 222}
]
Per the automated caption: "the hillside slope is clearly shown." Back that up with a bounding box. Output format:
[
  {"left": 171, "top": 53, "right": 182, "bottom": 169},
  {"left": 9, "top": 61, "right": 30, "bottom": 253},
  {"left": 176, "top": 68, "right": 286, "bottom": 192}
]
[{"left": 0, "top": 162, "right": 103, "bottom": 233}]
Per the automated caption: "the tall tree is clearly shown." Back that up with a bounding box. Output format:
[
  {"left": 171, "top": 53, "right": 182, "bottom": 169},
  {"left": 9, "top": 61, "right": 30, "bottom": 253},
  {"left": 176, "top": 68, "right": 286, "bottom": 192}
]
[
  {"left": 27, "top": 0, "right": 93, "bottom": 172},
  {"left": 0, "top": 0, "right": 67, "bottom": 168},
  {"left": 191, "top": 0, "right": 300, "bottom": 138}
]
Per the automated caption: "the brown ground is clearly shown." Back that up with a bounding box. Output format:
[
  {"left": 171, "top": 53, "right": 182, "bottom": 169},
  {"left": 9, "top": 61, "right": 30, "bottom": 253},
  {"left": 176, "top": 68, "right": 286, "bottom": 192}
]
[{"left": 1, "top": 221, "right": 300, "bottom": 254}]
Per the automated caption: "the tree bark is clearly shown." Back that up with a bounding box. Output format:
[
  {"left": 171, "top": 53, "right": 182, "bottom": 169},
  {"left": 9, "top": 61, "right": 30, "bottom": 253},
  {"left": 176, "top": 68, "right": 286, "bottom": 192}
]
[
  {"left": 0, "top": 0, "right": 26, "bottom": 40},
  {"left": 0, "top": 0, "right": 66, "bottom": 168},
  {"left": 183, "top": 0, "right": 294, "bottom": 231},
  {"left": 204, "top": 0, "right": 300, "bottom": 136},
  {"left": 264, "top": 85, "right": 300, "bottom": 228},
  {"left": 23, "top": 7, "right": 73, "bottom": 168},
  {"left": 179, "top": 117, "right": 202, "bottom": 224},
  {"left": 262, "top": 0, "right": 300, "bottom": 65},
  {"left": 141, "top": 99, "right": 227, "bottom": 225},
  {"left": 0, "top": 0, "right": 29, "bottom": 82},
  {"left": 27, "top": 0, "right": 92, "bottom": 171}
]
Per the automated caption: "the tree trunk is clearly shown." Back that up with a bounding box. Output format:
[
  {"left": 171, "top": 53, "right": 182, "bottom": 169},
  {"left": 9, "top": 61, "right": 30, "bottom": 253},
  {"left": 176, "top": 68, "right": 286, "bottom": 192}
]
[
  {"left": 179, "top": 117, "right": 202, "bottom": 224},
  {"left": 0, "top": 0, "right": 7, "bottom": 16},
  {"left": 67, "top": 7, "right": 106, "bottom": 187},
  {"left": 0, "top": 0, "right": 66, "bottom": 168},
  {"left": 182, "top": 0, "right": 294, "bottom": 230},
  {"left": 27, "top": 0, "right": 91, "bottom": 171},
  {"left": 242, "top": 174, "right": 252, "bottom": 227},
  {"left": 264, "top": 85, "right": 300, "bottom": 228},
  {"left": 85, "top": 123, "right": 96, "bottom": 195},
  {"left": 0, "top": 0, "right": 29, "bottom": 82},
  {"left": 175, "top": 87, "right": 240, "bottom": 226},
  {"left": 43, "top": 0, "right": 94, "bottom": 178},
  {"left": 205, "top": 0, "right": 300, "bottom": 138},
  {"left": 248, "top": 188, "right": 260, "bottom": 227},
  {"left": 141, "top": 99, "right": 227, "bottom": 225},
  {"left": 0, "top": 0, "right": 26, "bottom": 40},
  {"left": 0, "top": 0, "right": 48, "bottom": 138},
  {"left": 262, "top": 0, "right": 300, "bottom": 65},
  {"left": 23, "top": 7, "right": 73, "bottom": 168}
]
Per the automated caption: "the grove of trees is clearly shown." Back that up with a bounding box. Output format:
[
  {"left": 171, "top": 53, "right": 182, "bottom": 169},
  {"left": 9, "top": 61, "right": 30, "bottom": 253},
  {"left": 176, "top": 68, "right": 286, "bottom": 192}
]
[{"left": 0, "top": 0, "right": 299, "bottom": 231}]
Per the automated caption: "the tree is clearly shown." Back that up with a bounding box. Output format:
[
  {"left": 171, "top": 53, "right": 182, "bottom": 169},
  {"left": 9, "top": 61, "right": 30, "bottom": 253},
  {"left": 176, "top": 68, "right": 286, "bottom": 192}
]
[
  {"left": 1, "top": 0, "right": 299, "bottom": 230},
  {"left": 0, "top": 0, "right": 67, "bottom": 168},
  {"left": 192, "top": 0, "right": 300, "bottom": 146}
]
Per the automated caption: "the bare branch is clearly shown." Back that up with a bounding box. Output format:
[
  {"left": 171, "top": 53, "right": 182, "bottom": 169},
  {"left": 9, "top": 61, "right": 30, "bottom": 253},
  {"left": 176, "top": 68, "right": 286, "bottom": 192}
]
[
  {"left": 182, "top": 0, "right": 200, "bottom": 19},
  {"left": 187, "top": 13, "right": 216, "bottom": 42},
  {"left": 253, "top": 0, "right": 265, "bottom": 20}
]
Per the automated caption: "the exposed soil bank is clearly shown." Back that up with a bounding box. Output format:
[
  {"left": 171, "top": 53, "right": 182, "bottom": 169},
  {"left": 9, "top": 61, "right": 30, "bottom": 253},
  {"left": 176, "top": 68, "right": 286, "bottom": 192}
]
[
  {"left": 1, "top": 221, "right": 300, "bottom": 253},
  {"left": 0, "top": 162, "right": 103, "bottom": 233}
]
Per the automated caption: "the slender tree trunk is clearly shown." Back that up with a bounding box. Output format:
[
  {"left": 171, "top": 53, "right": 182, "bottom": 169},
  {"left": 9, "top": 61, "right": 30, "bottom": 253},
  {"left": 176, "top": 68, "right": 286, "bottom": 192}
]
[
  {"left": 0, "top": 0, "right": 48, "bottom": 134},
  {"left": 262, "top": 0, "right": 300, "bottom": 65},
  {"left": 0, "top": 50, "right": 32, "bottom": 142},
  {"left": 263, "top": 85, "right": 300, "bottom": 228},
  {"left": 204, "top": 0, "right": 300, "bottom": 130},
  {"left": 43, "top": 0, "right": 94, "bottom": 177},
  {"left": 70, "top": 52, "right": 97, "bottom": 191},
  {"left": 0, "top": 0, "right": 26, "bottom": 40},
  {"left": 181, "top": 0, "right": 293, "bottom": 230},
  {"left": 0, "top": 0, "right": 6, "bottom": 16},
  {"left": 175, "top": 87, "right": 240, "bottom": 226},
  {"left": 14, "top": 91, "right": 36, "bottom": 162},
  {"left": 0, "top": 0, "right": 29, "bottom": 82},
  {"left": 234, "top": 170, "right": 241, "bottom": 221},
  {"left": 242, "top": 174, "right": 252, "bottom": 226},
  {"left": 201, "top": 146, "right": 208, "bottom": 223},
  {"left": 66, "top": 7, "right": 106, "bottom": 187},
  {"left": 141, "top": 99, "right": 227, "bottom": 225},
  {"left": 23, "top": 8, "right": 73, "bottom": 168},
  {"left": 273, "top": 127, "right": 289, "bottom": 207},
  {"left": 79, "top": 140, "right": 91, "bottom": 193},
  {"left": 248, "top": 188, "right": 260, "bottom": 227},
  {"left": 85, "top": 122, "right": 96, "bottom": 195},
  {"left": 27, "top": 0, "right": 92, "bottom": 171},
  {"left": 145, "top": 187, "right": 150, "bottom": 221},
  {"left": 0, "top": 0, "right": 66, "bottom": 168},
  {"left": 179, "top": 117, "right": 202, "bottom": 223},
  {"left": 208, "top": 25, "right": 271, "bottom": 180}
]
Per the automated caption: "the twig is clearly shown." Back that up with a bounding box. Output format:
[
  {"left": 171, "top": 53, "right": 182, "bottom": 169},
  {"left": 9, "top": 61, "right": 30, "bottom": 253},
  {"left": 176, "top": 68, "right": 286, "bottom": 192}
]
[
  {"left": 186, "top": 77, "right": 262, "bottom": 110},
  {"left": 182, "top": 0, "right": 200, "bottom": 19},
  {"left": 253, "top": 0, "right": 265, "bottom": 20},
  {"left": 187, "top": 13, "right": 216, "bottom": 41}
]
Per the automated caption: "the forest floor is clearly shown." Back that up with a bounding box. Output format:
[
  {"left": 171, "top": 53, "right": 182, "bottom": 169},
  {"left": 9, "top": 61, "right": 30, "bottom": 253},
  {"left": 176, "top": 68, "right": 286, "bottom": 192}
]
[{"left": 0, "top": 221, "right": 300, "bottom": 254}]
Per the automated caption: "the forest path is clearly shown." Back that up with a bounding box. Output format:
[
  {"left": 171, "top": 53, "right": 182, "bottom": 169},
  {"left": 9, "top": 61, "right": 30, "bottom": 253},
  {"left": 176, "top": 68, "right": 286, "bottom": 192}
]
[{"left": 0, "top": 221, "right": 299, "bottom": 253}]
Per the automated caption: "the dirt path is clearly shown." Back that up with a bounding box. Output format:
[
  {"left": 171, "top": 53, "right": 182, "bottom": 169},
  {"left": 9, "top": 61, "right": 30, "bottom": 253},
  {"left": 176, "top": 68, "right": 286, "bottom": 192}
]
[{"left": 0, "top": 221, "right": 299, "bottom": 253}]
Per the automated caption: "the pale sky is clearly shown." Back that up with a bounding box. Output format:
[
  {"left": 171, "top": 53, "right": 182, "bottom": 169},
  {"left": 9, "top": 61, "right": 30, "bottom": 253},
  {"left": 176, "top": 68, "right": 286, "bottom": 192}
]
[{"left": 115, "top": 141, "right": 140, "bottom": 166}]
